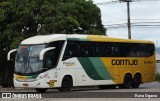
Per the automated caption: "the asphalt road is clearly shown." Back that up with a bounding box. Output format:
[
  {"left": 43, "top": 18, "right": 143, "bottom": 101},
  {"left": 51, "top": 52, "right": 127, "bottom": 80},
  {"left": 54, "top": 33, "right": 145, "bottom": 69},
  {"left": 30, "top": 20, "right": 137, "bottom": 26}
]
[{"left": 1, "top": 82, "right": 160, "bottom": 99}]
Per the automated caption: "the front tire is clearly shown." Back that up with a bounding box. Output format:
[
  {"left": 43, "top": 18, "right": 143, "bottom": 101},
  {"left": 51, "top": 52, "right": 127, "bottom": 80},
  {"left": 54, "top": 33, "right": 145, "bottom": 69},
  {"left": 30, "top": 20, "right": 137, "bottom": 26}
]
[{"left": 58, "top": 76, "right": 73, "bottom": 91}]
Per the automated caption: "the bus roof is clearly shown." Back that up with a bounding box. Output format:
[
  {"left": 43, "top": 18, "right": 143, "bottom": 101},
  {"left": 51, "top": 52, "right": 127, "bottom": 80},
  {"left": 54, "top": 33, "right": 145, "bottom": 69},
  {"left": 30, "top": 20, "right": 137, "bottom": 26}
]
[
  {"left": 21, "top": 34, "right": 67, "bottom": 44},
  {"left": 20, "top": 34, "right": 154, "bottom": 45}
]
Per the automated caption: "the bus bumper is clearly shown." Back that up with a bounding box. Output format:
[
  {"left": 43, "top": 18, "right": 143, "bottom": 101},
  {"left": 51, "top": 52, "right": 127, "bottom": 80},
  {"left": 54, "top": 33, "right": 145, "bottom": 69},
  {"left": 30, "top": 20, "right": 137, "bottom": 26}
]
[{"left": 14, "top": 79, "right": 56, "bottom": 88}]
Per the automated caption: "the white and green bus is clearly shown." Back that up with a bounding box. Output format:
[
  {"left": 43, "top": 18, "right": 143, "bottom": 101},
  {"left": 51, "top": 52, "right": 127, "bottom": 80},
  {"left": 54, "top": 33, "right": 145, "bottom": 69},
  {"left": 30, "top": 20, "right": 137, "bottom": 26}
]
[{"left": 8, "top": 34, "right": 156, "bottom": 92}]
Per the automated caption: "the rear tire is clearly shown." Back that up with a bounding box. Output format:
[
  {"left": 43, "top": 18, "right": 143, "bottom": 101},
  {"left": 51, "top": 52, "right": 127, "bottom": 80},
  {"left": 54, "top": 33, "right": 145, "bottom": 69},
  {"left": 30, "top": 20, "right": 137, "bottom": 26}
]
[
  {"left": 119, "top": 74, "right": 132, "bottom": 89},
  {"left": 132, "top": 74, "right": 141, "bottom": 88},
  {"left": 58, "top": 76, "right": 72, "bottom": 91},
  {"left": 35, "top": 88, "right": 48, "bottom": 93}
]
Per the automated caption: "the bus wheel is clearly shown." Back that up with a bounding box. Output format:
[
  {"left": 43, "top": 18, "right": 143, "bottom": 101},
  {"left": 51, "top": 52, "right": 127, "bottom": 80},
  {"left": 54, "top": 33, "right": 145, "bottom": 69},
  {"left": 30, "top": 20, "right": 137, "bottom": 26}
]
[
  {"left": 35, "top": 88, "right": 48, "bottom": 93},
  {"left": 58, "top": 76, "right": 72, "bottom": 91},
  {"left": 132, "top": 74, "right": 141, "bottom": 88},
  {"left": 119, "top": 74, "right": 132, "bottom": 89}
]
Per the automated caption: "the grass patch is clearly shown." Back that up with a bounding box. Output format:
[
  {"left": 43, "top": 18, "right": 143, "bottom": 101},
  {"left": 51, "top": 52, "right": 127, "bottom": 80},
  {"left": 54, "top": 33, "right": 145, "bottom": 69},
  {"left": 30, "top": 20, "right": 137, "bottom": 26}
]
[{"left": 155, "top": 73, "right": 160, "bottom": 81}]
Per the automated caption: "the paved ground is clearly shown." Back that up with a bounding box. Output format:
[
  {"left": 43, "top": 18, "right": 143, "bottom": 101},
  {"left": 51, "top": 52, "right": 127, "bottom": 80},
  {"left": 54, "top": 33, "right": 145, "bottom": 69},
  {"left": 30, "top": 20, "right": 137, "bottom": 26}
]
[{"left": 0, "top": 82, "right": 160, "bottom": 101}]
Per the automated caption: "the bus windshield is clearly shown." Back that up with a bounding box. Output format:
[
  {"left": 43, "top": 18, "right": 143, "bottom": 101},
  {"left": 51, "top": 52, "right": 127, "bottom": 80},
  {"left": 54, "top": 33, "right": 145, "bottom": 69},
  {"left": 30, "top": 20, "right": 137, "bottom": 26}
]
[{"left": 15, "top": 45, "right": 46, "bottom": 75}]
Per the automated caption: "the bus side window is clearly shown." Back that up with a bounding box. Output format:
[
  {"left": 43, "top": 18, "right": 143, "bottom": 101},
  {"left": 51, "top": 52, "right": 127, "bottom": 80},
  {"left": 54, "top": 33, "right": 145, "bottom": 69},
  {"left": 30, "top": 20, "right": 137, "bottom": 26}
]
[
  {"left": 106, "top": 46, "right": 110, "bottom": 57},
  {"left": 68, "top": 44, "right": 76, "bottom": 57},
  {"left": 94, "top": 43, "right": 99, "bottom": 57},
  {"left": 137, "top": 44, "right": 143, "bottom": 57},
  {"left": 118, "top": 44, "right": 124, "bottom": 57},
  {"left": 109, "top": 45, "right": 116, "bottom": 57},
  {"left": 144, "top": 44, "right": 154, "bottom": 57},
  {"left": 80, "top": 42, "right": 87, "bottom": 57},
  {"left": 63, "top": 41, "right": 76, "bottom": 60},
  {"left": 94, "top": 42, "right": 104, "bottom": 57},
  {"left": 129, "top": 44, "right": 136, "bottom": 57}
]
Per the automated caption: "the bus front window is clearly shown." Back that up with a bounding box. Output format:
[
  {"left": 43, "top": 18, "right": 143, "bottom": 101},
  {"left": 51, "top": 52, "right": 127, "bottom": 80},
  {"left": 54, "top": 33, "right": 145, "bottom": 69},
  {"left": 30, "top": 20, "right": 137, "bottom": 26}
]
[{"left": 15, "top": 45, "right": 46, "bottom": 75}]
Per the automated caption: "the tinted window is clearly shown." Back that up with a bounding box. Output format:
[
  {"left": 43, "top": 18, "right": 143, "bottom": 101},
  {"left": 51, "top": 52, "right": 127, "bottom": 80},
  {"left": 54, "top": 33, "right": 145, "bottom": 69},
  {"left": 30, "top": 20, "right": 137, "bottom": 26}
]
[
  {"left": 62, "top": 41, "right": 155, "bottom": 60},
  {"left": 48, "top": 41, "right": 64, "bottom": 66},
  {"left": 63, "top": 41, "right": 77, "bottom": 60}
]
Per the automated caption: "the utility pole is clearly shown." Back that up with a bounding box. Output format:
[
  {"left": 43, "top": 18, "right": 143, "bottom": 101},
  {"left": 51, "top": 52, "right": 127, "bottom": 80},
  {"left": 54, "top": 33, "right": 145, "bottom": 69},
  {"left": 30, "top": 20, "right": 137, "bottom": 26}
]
[{"left": 120, "top": 0, "right": 132, "bottom": 39}]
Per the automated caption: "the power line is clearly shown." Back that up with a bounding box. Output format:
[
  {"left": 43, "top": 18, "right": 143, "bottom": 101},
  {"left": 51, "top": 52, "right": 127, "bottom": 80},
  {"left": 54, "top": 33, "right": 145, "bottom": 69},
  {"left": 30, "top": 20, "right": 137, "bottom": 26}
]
[
  {"left": 104, "top": 23, "right": 160, "bottom": 29},
  {"left": 103, "top": 18, "right": 160, "bottom": 24},
  {"left": 95, "top": 0, "right": 160, "bottom": 38},
  {"left": 103, "top": 19, "right": 127, "bottom": 24},
  {"left": 137, "top": 0, "right": 160, "bottom": 2},
  {"left": 95, "top": 0, "right": 160, "bottom": 5},
  {"left": 95, "top": 0, "right": 119, "bottom": 5},
  {"left": 106, "top": 26, "right": 160, "bottom": 30},
  {"left": 105, "top": 22, "right": 160, "bottom": 26},
  {"left": 131, "top": 18, "right": 160, "bottom": 21}
]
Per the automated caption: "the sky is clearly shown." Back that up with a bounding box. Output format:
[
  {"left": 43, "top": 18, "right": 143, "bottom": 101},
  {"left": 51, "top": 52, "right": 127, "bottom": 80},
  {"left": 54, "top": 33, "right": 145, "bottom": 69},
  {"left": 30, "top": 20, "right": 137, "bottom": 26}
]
[{"left": 93, "top": 0, "right": 160, "bottom": 47}]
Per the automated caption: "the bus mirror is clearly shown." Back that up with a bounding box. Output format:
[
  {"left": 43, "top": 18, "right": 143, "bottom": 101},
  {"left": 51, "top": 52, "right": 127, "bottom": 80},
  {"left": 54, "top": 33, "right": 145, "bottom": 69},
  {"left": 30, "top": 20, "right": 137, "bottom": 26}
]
[
  {"left": 39, "top": 47, "right": 55, "bottom": 60},
  {"left": 7, "top": 49, "right": 17, "bottom": 61}
]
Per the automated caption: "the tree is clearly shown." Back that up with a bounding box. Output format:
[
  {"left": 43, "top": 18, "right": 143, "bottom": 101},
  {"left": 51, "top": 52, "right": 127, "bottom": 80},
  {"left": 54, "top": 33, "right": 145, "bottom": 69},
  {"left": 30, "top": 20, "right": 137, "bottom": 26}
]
[
  {"left": 0, "top": 0, "right": 106, "bottom": 86},
  {"left": 1, "top": 0, "right": 106, "bottom": 48},
  {"left": 55, "top": 0, "right": 106, "bottom": 34}
]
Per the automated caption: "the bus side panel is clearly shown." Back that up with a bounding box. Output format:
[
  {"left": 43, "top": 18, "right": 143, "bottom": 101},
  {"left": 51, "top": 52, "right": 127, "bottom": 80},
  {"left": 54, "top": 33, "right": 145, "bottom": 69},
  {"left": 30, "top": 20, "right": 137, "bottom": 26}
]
[
  {"left": 75, "top": 68, "right": 92, "bottom": 86},
  {"left": 57, "top": 67, "right": 75, "bottom": 87},
  {"left": 77, "top": 57, "right": 115, "bottom": 85},
  {"left": 101, "top": 58, "right": 133, "bottom": 84},
  {"left": 57, "top": 55, "right": 155, "bottom": 87},
  {"left": 58, "top": 58, "right": 92, "bottom": 87},
  {"left": 101, "top": 57, "right": 155, "bottom": 84},
  {"left": 141, "top": 56, "right": 156, "bottom": 83}
]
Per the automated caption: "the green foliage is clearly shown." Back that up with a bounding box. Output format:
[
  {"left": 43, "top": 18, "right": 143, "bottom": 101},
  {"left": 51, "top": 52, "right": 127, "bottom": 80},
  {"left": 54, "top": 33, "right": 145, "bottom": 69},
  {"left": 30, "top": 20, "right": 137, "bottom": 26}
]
[
  {"left": 155, "top": 73, "right": 160, "bottom": 82},
  {"left": 0, "top": 0, "right": 106, "bottom": 64}
]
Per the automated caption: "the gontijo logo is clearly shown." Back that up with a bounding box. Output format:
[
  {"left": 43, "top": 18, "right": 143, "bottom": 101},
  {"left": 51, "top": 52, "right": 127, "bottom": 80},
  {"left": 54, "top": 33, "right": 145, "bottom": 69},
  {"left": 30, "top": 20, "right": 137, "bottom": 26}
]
[{"left": 112, "top": 59, "right": 138, "bottom": 65}]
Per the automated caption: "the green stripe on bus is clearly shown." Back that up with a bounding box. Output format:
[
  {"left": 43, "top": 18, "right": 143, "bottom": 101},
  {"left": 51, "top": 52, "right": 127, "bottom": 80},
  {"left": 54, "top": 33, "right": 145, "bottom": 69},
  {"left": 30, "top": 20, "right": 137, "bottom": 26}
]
[
  {"left": 89, "top": 57, "right": 113, "bottom": 80},
  {"left": 27, "top": 74, "right": 39, "bottom": 79},
  {"left": 67, "top": 38, "right": 80, "bottom": 41},
  {"left": 78, "top": 57, "right": 103, "bottom": 80},
  {"left": 78, "top": 57, "right": 113, "bottom": 80},
  {"left": 79, "top": 38, "right": 90, "bottom": 41},
  {"left": 67, "top": 38, "right": 90, "bottom": 41}
]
